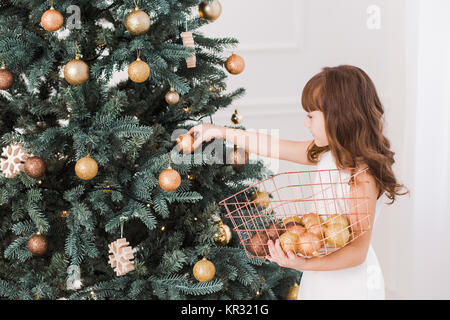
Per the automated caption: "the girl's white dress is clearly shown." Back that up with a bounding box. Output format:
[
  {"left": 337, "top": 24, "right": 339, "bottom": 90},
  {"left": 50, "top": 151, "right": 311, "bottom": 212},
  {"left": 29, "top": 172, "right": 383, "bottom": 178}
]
[{"left": 297, "top": 151, "right": 385, "bottom": 300}]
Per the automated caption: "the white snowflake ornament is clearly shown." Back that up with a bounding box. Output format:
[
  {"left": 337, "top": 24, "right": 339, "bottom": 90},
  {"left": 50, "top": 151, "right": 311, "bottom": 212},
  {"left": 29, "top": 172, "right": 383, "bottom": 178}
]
[
  {"left": 108, "top": 238, "right": 136, "bottom": 276},
  {"left": 0, "top": 144, "right": 29, "bottom": 178}
]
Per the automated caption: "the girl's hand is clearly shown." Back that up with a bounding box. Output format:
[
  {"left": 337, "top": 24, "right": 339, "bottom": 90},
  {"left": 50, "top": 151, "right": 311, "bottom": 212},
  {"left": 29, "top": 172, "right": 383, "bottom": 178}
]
[
  {"left": 188, "top": 123, "right": 225, "bottom": 150},
  {"left": 266, "top": 239, "right": 308, "bottom": 271}
]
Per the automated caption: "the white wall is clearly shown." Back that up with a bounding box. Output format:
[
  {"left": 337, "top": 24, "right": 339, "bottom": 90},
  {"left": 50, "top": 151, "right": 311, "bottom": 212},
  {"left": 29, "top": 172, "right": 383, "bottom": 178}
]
[{"left": 200, "top": 0, "right": 450, "bottom": 299}]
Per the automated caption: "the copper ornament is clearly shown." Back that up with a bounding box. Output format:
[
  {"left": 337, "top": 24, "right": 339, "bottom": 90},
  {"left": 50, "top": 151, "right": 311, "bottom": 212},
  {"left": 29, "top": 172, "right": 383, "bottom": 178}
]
[
  {"left": 165, "top": 87, "right": 180, "bottom": 105},
  {"left": 199, "top": 0, "right": 222, "bottom": 21},
  {"left": 0, "top": 61, "right": 14, "bottom": 90},
  {"left": 41, "top": 7, "right": 64, "bottom": 32},
  {"left": 27, "top": 234, "right": 48, "bottom": 256},
  {"left": 214, "top": 221, "right": 232, "bottom": 246},
  {"left": 24, "top": 156, "right": 46, "bottom": 179},
  {"left": 125, "top": 8, "right": 151, "bottom": 36},
  {"left": 128, "top": 58, "right": 150, "bottom": 83},
  {"left": 225, "top": 53, "right": 245, "bottom": 75},
  {"left": 64, "top": 55, "right": 89, "bottom": 85},
  {"left": 231, "top": 109, "right": 242, "bottom": 124},
  {"left": 158, "top": 168, "right": 181, "bottom": 191},
  {"left": 75, "top": 155, "right": 98, "bottom": 180}
]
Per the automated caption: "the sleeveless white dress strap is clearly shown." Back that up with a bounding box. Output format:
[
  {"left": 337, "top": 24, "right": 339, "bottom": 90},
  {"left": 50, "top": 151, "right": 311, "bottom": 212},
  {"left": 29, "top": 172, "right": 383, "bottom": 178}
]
[{"left": 297, "top": 151, "right": 385, "bottom": 300}]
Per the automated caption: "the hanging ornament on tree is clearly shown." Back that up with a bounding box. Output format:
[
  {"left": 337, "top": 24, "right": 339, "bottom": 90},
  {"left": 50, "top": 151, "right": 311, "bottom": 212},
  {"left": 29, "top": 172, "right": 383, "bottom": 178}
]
[
  {"left": 108, "top": 217, "right": 136, "bottom": 276},
  {"left": 181, "top": 31, "right": 196, "bottom": 68},
  {"left": 128, "top": 49, "right": 150, "bottom": 83},
  {"left": 64, "top": 42, "right": 89, "bottom": 85},
  {"left": 165, "top": 87, "right": 180, "bottom": 105},
  {"left": 176, "top": 133, "right": 194, "bottom": 154},
  {"left": 231, "top": 109, "right": 242, "bottom": 125},
  {"left": 0, "top": 144, "right": 29, "bottom": 178},
  {"left": 227, "top": 145, "right": 249, "bottom": 169},
  {"left": 27, "top": 233, "right": 48, "bottom": 256},
  {"left": 41, "top": 0, "right": 64, "bottom": 32},
  {"left": 286, "top": 282, "right": 300, "bottom": 300},
  {"left": 0, "top": 57, "right": 14, "bottom": 90},
  {"left": 24, "top": 155, "right": 46, "bottom": 179},
  {"left": 75, "top": 154, "right": 98, "bottom": 180},
  {"left": 214, "top": 220, "right": 232, "bottom": 246},
  {"left": 158, "top": 156, "right": 181, "bottom": 191},
  {"left": 199, "top": 0, "right": 222, "bottom": 21},
  {"left": 225, "top": 52, "right": 245, "bottom": 75},
  {"left": 124, "top": 0, "right": 151, "bottom": 36},
  {"left": 193, "top": 257, "right": 216, "bottom": 282}
]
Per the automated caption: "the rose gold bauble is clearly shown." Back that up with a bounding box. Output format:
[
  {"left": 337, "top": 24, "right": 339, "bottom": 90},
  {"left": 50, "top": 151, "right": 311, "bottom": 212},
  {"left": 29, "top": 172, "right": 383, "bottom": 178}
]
[
  {"left": 0, "top": 65, "right": 14, "bottom": 90},
  {"left": 246, "top": 231, "right": 269, "bottom": 257},
  {"left": 165, "top": 87, "right": 180, "bottom": 105},
  {"left": 176, "top": 134, "right": 194, "bottom": 154},
  {"left": 64, "top": 56, "right": 89, "bottom": 85},
  {"left": 24, "top": 156, "right": 46, "bottom": 179},
  {"left": 301, "top": 212, "right": 322, "bottom": 229},
  {"left": 75, "top": 155, "right": 98, "bottom": 180},
  {"left": 125, "top": 8, "right": 151, "bottom": 35},
  {"left": 41, "top": 7, "right": 64, "bottom": 32},
  {"left": 227, "top": 146, "right": 249, "bottom": 169},
  {"left": 279, "top": 231, "right": 299, "bottom": 254},
  {"left": 158, "top": 167, "right": 181, "bottom": 191},
  {"left": 27, "top": 234, "right": 48, "bottom": 256},
  {"left": 225, "top": 53, "right": 245, "bottom": 75},
  {"left": 297, "top": 231, "right": 322, "bottom": 257},
  {"left": 128, "top": 58, "right": 150, "bottom": 83},
  {"left": 199, "top": 0, "right": 222, "bottom": 21},
  {"left": 193, "top": 258, "right": 216, "bottom": 282}
]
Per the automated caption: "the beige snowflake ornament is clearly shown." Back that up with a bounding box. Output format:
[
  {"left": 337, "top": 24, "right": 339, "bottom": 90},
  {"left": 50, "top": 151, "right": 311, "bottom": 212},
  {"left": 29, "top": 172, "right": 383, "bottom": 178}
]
[
  {"left": 108, "top": 238, "right": 136, "bottom": 276},
  {"left": 181, "top": 31, "right": 196, "bottom": 68},
  {"left": 0, "top": 144, "right": 29, "bottom": 178}
]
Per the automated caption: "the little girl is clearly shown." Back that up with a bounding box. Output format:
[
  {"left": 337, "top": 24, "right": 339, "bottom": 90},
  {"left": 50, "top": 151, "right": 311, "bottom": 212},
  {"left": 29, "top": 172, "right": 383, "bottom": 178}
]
[{"left": 188, "top": 65, "right": 408, "bottom": 300}]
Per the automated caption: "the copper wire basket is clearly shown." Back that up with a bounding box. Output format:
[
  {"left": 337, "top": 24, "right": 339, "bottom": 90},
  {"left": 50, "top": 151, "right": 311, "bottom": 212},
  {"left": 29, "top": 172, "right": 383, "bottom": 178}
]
[{"left": 219, "top": 168, "right": 371, "bottom": 259}]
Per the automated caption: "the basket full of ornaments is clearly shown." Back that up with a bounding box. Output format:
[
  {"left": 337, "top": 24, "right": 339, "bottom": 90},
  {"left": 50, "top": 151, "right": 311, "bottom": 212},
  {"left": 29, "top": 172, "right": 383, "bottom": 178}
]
[{"left": 219, "top": 168, "right": 371, "bottom": 258}]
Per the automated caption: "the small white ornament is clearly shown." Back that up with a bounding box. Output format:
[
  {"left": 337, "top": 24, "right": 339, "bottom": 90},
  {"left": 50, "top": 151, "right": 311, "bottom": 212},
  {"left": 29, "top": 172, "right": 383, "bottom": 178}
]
[
  {"left": 108, "top": 238, "right": 136, "bottom": 276},
  {"left": 0, "top": 144, "right": 29, "bottom": 178}
]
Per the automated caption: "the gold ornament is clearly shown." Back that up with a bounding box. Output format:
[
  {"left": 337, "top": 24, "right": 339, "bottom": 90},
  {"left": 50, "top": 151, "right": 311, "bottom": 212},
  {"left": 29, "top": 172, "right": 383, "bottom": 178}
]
[
  {"left": 286, "top": 283, "right": 300, "bottom": 300},
  {"left": 231, "top": 109, "right": 242, "bottom": 125},
  {"left": 27, "top": 233, "right": 48, "bottom": 256},
  {"left": 214, "top": 221, "right": 232, "bottom": 246},
  {"left": 193, "top": 257, "right": 216, "bottom": 282},
  {"left": 250, "top": 191, "right": 271, "bottom": 209},
  {"left": 225, "top": 52, "right": 245, "bottom": 75},
  {"left": 41, "top": 1, "right": 64, "bottom": 32},
  {"left": 60, "top": 210, "right": 70, "bottom": 218},
  {"left": 158, "top": 157, "right": 181, "bottom": 191},
  {"left": 199, "top": 0, "right": 222, "bottom": 21},
  {"left": 125, "top": 5, "right": 151, "bottom": 36},
  {"left": 176, "top": 134, "right": 194, "bottom": 154},
  {"left": 64, "top": 54, "right": 89, "bottom": 86},
  {"left": 165, "top": 87, "right": 180, "bottom": 105},
  {"left": 75, "top": 154, "right": 98, "bottom": 180},
  {"left": 187, "top": 173, "right": 196, "bottom": 181},
  {"left": 128, "top": 50, "right": 150, "bottom": 83},
  {"left": 0, "top": 58, "right": 14, "bottom": 90}
]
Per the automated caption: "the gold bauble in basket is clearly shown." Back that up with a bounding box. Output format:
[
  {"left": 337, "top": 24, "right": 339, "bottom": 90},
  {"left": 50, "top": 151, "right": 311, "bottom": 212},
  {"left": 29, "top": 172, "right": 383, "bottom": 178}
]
[
  {"left": 301, "top": 212, "right": 322, "bottom": 228},
  {"left": 250, "top": 191, "right": 270, "bottom": 209},
  {"left": 279, "top": 231, "right": 299, "bottom": 254},
  {"left": 325, "top": 214, "right": 349, "bottom": 228},
  {"left": 324, "top": 224, "right": 350, "bottom": 248},
  {"left": 296, "top": 231, "right": 322, "bottom": 257}
]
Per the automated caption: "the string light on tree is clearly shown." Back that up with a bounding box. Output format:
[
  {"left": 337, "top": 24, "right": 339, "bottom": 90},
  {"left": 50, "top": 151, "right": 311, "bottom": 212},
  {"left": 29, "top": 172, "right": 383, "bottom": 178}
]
[{"left": 41, "top": 0, "right": 64, "bottom": 32}]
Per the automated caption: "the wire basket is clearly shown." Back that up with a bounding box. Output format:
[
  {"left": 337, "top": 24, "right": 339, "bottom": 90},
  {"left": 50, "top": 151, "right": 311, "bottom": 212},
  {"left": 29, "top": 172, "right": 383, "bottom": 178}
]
[{"left": 219, "top": 168, "right": 371, "bottom": 259}]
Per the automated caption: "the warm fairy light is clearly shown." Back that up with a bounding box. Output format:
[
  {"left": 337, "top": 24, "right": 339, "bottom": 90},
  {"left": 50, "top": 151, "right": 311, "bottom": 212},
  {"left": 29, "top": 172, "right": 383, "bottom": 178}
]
[
  {"left": 194, "top": 217, "right": 198, "bottom": 221},
  {"left": 146, "top": 203, "right": 151, "bottom": 208},
  {"left": 38, "top": 180, "right": 42, "bottom": 185},
  {"left": 160, "top": 226, "right": 165, "bottom": 231},
  {"left": 90, "top": 290, "right": 95, "bottom": 295},
  {"left": 134, "top": 115, "right": 139, "bottom": 120}
]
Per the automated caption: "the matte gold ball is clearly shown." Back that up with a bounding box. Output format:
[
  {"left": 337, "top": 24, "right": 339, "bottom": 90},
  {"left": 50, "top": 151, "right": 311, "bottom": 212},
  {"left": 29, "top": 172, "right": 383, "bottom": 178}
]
[
  {"left": 158, "top": 168, "right": 181, "bottom": 191},
  {"left": 128, "top": 58, "right": 150, "bottom": 83},
  {"left": 199, "top": 0, "right": 222, "bottom": 21},
  {"left": 75, "top": 155, "right": 98, "bottom": 180},
  {"left": 165, "top": 88, "right": 180, "bottom": 105},
  {"left": 0, "top": 68, "right": 14, "bottom": 90},
  {"left": 27, "top": 234, "right": 48, "bottom": 256},
  {"left": 193, "top": 258, "right": 216, "bottom": 282},
  {"left": 225, "top": 53, "right": 245, "bottom": 75},
  {"left": 176, "top": 134, "right": 194, "bottom": 154},
  {"left": 64, "top": 57, "right": 89, "bottom": 85},
  {"left": 125, "top": 9, "right": 151, "bottom": 35},
  {"left": 24, "top": 156, "right": 46, "bottom": 179},
  {"left": 41, "top": 8, "right": 64, "bottom": 32}
]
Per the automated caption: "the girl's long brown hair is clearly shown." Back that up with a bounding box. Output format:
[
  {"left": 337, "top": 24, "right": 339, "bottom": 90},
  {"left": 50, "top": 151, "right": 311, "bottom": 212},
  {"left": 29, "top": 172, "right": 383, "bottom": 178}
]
[{"left": 302, "top": 65, "right": 409, "bottom": 203}]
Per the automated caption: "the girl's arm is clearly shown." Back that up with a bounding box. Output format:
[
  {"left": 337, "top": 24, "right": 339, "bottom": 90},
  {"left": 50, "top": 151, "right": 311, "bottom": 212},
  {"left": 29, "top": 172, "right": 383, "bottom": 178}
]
[
  {"left": 267, "top": 168, "right": 379, "bottom": 271},
  {"left": 189, "top": 124, "right": 316, "bottom": 165}
]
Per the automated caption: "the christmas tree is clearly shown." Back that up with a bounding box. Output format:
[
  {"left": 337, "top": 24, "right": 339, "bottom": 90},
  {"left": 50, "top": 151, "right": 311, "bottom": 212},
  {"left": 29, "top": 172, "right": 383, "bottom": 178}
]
[{"left": 0, "top": 0, "right": 300, "bottom": 300}]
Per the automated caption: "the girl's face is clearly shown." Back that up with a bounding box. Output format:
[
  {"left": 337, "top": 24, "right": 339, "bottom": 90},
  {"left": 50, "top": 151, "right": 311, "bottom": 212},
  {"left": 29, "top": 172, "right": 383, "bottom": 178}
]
[{"left": 304, "top": 111, "right": 329, "bottom": 147}]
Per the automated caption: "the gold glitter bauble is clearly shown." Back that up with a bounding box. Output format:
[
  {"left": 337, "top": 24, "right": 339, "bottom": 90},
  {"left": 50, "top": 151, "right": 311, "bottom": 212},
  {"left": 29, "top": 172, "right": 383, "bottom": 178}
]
[
  {"left": 41, "top": 7, "right": 64, "bottom": 32},
  {"left": 125, "top": 8, "right": 151, "bottom": 35},
  {"left": 165, "top": 87, "right": 180, "bottom": 105},
  {"left": 64, "top": 56, "right": 89, "bottom": 85},
  {"left": 225, "top": 53, "right": 245, "bottom": 75},
  {"left": 128, "top": 58, "right": 150, "bottom": 83},
  {"left": 193, "top": 258, "right": 216, "bottom": 282},
  {"left": 24, "top": 156, "right": 46, "bottom": 179},
  {"left": 27, "top": 234, "right": 48, "bottom": 256},
  {"left": 199, "top": 0, "right": 222, "bottom": 21},
  {"left": 75, "top": 155, "right": 98, "bottom": 180},
  {"left": 158, "top": 168, "right": 181, "bottom": 191}
]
